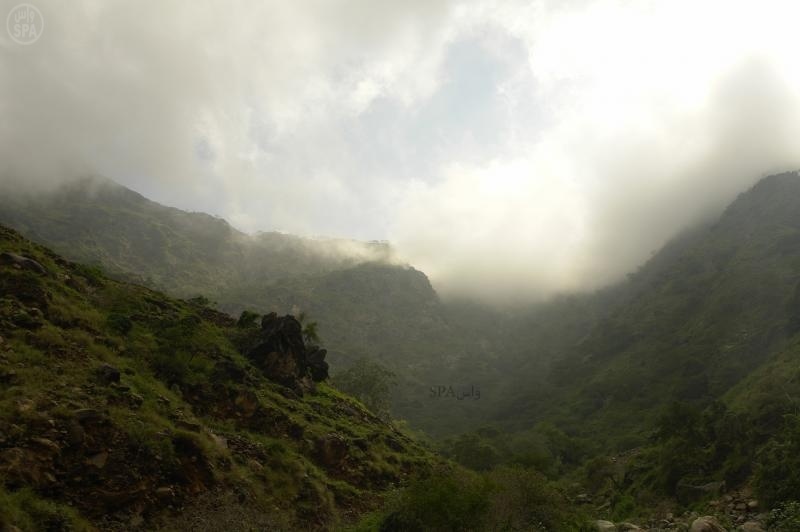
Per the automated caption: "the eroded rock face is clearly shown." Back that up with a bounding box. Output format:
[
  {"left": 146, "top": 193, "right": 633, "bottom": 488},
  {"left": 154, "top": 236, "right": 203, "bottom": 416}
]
[{"left": 245, "top": 313, "right": 329, "bottom": 391}]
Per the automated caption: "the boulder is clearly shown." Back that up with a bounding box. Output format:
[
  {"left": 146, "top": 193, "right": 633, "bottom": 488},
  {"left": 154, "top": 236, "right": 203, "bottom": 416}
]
[
  {"left": 315, "top": 433, "right": 348, "bottom": 468},
  {"left": 155, "top": 486, "right": 174, "bottom": 499},
  {"left": 739, "top": 522, "right": 765, "bottom": 532},
  {"left": 74, "top": 408, "right": 105, "bottom": 424},
  {"left": 0, "top": 252, "right": 47, "bottom": 275},
  {"left": 690, "top": 516, "right": 727, "bottom": 532},
  {"left": 86, "top": 451, "right": 109, "bottom": 469},
  {"left": 97, "top": 363, "right": 121, "bottom": 385},
  {"left": 594, "top": 520, "right": 617, "bottom": 532}
]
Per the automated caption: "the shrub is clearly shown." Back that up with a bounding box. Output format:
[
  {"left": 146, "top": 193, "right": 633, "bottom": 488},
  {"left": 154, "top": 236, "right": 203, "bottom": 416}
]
[
  {"left": 754, "top": 414, "right": 800, "bottom": 506},
  {"left": 237, "top": 310, "right": 260, "bottom": 328},
  {"left": 0, "top": 486, "right": 91, "bottom": 531},
  {"left": 767, "top": 501, "right": 800, "bottom": 531},
  {"left": 443, "top": 433, "right": 501, "bottom": 472},
  {"left": 107, "top": 312, "right": 133, "bottom": 335},
  {"left": 334, "top": 358, "right": 396, "bottom": 419},
  {"left": 380, "top": 470, "right": 490, "bottom": 532},
  {"left": 72, "top": 263, "right": 105, "bottom": 286},
  {"left": 485, "top": 466, "right": 580, "bottom": 531}
]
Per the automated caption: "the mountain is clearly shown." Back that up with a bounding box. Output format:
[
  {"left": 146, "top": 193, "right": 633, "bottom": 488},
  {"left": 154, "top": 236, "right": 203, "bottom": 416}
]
[
  {"left": 538, "top": 171, "right": 800, "bottom": 442},
  {"left": 0, "top": 177, "right": 393, "bottom": 296},
  {"left": 441, "top": 172, "right": 800, "bottom": 522},
  {"left": 0, "top": 225, "right": 592, "bottom": 532},
  {"left": 6, "top": 172, "right": 800, "bottom": 527},
  {"left": 0, "top": 224, "right": 437, "bottom": 530},
  {"left": 0, "top": 178, "right": 486, "bottom": 435}
]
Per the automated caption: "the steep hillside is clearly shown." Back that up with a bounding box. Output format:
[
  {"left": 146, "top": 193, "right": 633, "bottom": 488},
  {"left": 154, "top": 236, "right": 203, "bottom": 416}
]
[
  {"left": 0, "top": 225, "right": 436, "bottom": 530},
  {"left": 0, "top": 178, "right": 481, "bottom": 434},
  {"left": 442, "top": 172, "right": 800, "bottom": 524},
  {"left": 540, "top": 172, "right": 800, "bottom": 443}
]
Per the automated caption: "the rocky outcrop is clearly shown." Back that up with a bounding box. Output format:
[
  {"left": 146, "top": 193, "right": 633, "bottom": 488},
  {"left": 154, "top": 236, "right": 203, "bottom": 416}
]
[
  {"left": 245, "top": 313, "right": 329, "bottom": 392},
  {"left": 0, "top": 252, "right": 47, "bottom": 275}
]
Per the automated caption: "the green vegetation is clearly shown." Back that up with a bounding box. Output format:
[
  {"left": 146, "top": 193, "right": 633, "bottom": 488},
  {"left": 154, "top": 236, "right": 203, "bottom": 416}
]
[
  {"left": 0, "top": 224, "right": 437, "bottom": 529},
  {"left": 5, "top": 172, "right": 800, "bottom": 525},
  {"left": 767, "top": 501, "right": 800, "bottom": 531},
  {"left": 333, "top": 358, "right": 396, "bottom": 420},
  {"left": 347, "top": 465, "right": 585, "bottom": 532},
  {"left": 0, "top": 486, "right": 91, "bottom": 531}
]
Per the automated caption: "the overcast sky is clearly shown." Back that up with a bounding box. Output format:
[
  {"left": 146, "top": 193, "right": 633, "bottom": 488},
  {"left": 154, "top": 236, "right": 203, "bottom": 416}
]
[{"left": 3, "top": 0, "right": 800, "bottom": 301}]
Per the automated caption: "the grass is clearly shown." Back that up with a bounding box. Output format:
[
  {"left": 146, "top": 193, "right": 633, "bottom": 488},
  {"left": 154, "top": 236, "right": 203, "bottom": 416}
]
[{"left": 0, "top": 224, "right": 440, "bottom": 529}]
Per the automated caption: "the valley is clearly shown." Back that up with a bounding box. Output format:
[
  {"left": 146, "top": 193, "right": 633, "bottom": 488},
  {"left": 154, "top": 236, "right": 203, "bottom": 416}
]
[{"left": 2, "top": 173, "right": 800, "bottom": 530}]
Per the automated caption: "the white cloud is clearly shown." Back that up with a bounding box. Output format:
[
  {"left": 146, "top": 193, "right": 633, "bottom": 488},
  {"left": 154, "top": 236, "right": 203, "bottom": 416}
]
[{"left": 3, "top": 0, "right": 800, "bottom": 302}]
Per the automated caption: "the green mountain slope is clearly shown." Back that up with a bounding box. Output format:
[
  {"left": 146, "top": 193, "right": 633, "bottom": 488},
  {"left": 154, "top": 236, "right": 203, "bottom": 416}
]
[
  {"left": 0, "top": 178, "right": 506, "bottom": 436},
  {"left": 537, "top": 172, "right": 800, "bottom": 443},
  {"left": 0, "top": 177, "right": 391, "bottom": 295},
  {"left": 0, "top": 224, "right": 435, "bottom": 530},
  {"left": 444, "top": 172, "right": 800, "bottom": 520}
]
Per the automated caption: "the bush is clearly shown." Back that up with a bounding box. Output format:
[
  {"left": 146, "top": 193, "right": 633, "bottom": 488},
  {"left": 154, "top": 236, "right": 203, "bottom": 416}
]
[
  {"left": 237, "top": 310, "right": 260, "bottom": 328},
  {"left": 380, "top": 470, "right": 490, "bottom": 532},
  {"left": 334, "top": 358, "right": 396, "bottom": 419},
  {"left": 442, "top": 433, "right": 501, "bottom": 472},
  {"left": 0, "top": 486, "right": 90, "bottom": 531},
  {"left": 107, "top": 312, "right": 133, "bottom": 335},
  {"left": 150, "top": 350, "right": 191, "bottom": 385},
  {"left": 754, "top": 414, "right": 800, "bottom": 506},
  {"left": 72, "top": 263, "right": 105, "bottom": 286},
  {"left": 767, "top": 501, "right": 800, "bottom": 531},
  {"left": 485, "top": 466, "right": 580, "bottom": 531}
]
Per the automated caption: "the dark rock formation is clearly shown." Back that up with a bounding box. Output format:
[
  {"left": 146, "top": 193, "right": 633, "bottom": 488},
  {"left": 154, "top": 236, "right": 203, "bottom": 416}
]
[
  {"left": 306, "top": 346, "right": 329, "bottom": 382},
  {"left": 0, "top": 252, "right": 47, "bottom": 275},
  {"left": 245, "top": 313, "right": 329, "bottom": 392}
]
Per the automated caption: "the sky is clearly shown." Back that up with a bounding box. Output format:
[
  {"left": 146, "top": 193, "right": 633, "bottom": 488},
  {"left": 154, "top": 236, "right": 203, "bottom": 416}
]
[{"left": 3, "top": 0, "right": 800, "bottom": 301}]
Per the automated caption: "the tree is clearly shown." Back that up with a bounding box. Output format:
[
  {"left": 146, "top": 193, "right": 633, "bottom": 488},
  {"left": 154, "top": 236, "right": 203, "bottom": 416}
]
[
  {"left": 297, "top": 311, "right": 320, "bottom": 344},
  {"left": 237, "top": 310, "right": 260, "bottom": 328}
]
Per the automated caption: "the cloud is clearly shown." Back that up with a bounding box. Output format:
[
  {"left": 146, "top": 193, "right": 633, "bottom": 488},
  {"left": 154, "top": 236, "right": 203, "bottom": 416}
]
[
  {"left": 3, "top": 0, "right": 800, "bottom": 302},
  {"left": 391, "top": 0, "right": 800, "bottom": 301}
]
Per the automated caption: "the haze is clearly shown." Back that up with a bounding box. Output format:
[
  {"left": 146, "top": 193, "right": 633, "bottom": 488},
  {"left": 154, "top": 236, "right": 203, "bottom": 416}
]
[{"left": 3, "top": 0, "right": 800, "bottom": 302}]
